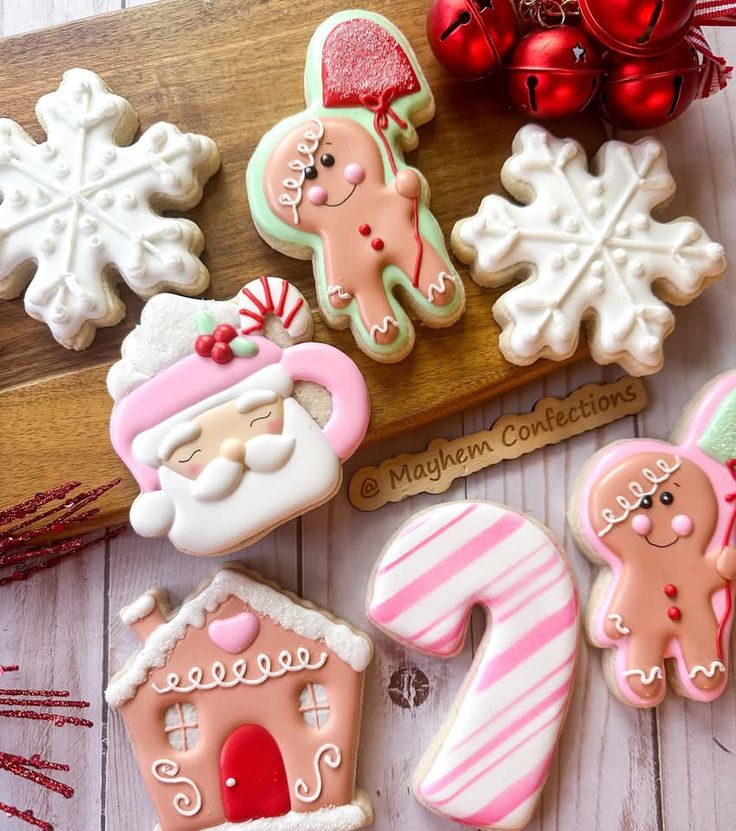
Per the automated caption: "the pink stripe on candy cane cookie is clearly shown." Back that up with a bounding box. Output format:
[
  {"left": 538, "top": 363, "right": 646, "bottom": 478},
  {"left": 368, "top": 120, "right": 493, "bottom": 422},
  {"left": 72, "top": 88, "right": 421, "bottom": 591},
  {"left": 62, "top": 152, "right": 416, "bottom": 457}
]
[
  {"left": 370, "top": 512, "right": 523, "bottom": 624},
  {"left": 368, "top": 502, "right": 578, "bottom": 831}
]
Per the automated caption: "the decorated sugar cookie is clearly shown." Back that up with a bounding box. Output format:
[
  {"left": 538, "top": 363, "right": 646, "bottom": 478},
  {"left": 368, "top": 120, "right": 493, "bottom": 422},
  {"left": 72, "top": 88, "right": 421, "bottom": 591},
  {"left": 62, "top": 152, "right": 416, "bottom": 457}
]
[
  {"left": 106, "top": 565, "right": 373, "bottom": 831},
  {"left": 0, "top": 68, "right": 221, "bottom": 350},
  {"left": 367, "top": 501, "right": 579, "bottom": 830},
  {"left": 108, "top": 277, "right": 370, "bottom": 557},
  {"left": 569, "top": 371, "right": 736, "bottom": 707},
  {"left": 452, "top": 124, "right": 726, "bottom": 376},
  {"left": 247, "top": 10, "right": 465, "bottom": 363}
]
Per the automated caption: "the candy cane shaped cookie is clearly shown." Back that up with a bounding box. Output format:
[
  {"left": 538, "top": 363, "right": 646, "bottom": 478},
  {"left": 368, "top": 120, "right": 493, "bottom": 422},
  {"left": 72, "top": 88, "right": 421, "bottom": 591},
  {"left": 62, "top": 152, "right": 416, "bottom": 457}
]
[{"left": 367, "top": 501, "right": 579, "bottom": 830}]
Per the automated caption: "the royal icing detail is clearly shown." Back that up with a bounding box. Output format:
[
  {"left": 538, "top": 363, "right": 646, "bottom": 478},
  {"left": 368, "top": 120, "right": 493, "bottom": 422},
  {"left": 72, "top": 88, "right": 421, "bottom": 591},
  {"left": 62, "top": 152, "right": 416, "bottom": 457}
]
[
  {"left": 294, "top": 744, "right": 342, "bottom": 803},
  {"left": 367, "top": 501, "right": 578, "bottom": 830},
  {"left": 151, "top": 759, "right": 202, "bottom": 817},
  {"left": 151, "top": 649, "right": 329, "bottom": 694},
  {"left": 247, "top": 10, "right": 465, "bottom": 363},
  {"left": 570, "top": 371, "right": 736, "bottom": 707},
  {"left": 0, "top": 68, "right": 220, "bottom": 350},
  {"left": 452, "top": 124, "right": 726, "bottom": 375},
  {"left": 106, "top": 566, "right": 373, "bottom": 831},
  {"left": 107, "top": 279, "right": 369, "bottom": 557},
  {"left": 239, "top": 276, "right": 313, "bottom": 340}
]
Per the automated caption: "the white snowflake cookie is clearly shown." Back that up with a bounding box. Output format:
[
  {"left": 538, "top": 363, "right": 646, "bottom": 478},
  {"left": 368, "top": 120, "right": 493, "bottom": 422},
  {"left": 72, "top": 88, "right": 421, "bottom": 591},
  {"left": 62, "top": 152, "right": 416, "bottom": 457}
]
[
  {"left": 452, "top": 124, "right": 726, "bottom": 376},
  {"left": 0, "top": 68, "right": 221, "bottom": 350}
]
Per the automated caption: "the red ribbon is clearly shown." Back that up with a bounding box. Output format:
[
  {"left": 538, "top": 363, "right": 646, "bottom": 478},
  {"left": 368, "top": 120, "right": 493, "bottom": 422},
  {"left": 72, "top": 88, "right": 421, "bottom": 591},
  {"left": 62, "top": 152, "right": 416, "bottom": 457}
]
[
  {"left": 715, "top": 457, "right": 736, "bottom": 660},
  {"left": 359, "top": 87, "right": 409, "bottom": 133},
  {"left": 687, "top": 1, "right": 736, "bottom": 98}
]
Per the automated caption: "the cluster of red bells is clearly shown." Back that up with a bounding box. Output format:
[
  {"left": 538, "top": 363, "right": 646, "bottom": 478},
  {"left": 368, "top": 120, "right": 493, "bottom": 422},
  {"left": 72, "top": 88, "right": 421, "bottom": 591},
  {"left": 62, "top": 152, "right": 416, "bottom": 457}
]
[{"left": 427, "top": 0, "right": 705, "bottom": 129}]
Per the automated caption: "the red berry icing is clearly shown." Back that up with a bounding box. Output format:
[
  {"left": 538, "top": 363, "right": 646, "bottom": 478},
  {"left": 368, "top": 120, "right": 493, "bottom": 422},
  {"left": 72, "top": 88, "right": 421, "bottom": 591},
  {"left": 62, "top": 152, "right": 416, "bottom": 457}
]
[
  {"left": 213, "top": 323, "right": 238, "bottom": 343},
  {"left": 664, "top": 584, "right": 677, "bottom": 598},
  {"left": 321, "top": 18, "right": 420, "bottom": 108},
  {"left": 359, "top": 223, "right": 371, "bottom": 236},
  {"left": 195, "top": 334, "right": 215, "bottom": 356},
  {"left": 667, "top": 606, "right": 682, "bottom": 621},
  {"left": 371, "top": 238, "right": 384, "bottom": 251},
  {"left": 211, "top": 341, "right": 233, "bottom": 364}
]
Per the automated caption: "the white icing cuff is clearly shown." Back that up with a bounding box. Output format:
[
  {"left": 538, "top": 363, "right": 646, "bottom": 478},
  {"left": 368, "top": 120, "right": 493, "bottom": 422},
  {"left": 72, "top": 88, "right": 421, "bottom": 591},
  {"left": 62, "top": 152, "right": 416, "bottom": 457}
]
[
  {"left": 688, "top": 660, "right": 726, "bottom": 679},
  {"left": 623, "top": 666, "right": 664, "bottom": 686},
  {"left": 130, "top": 491, "right": 176, "bottom": 538}
]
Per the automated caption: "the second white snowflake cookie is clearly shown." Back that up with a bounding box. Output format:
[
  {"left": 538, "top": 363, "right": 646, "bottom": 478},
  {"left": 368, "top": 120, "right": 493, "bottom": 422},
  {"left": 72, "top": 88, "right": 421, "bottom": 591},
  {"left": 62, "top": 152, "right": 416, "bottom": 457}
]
[
  {"left": 452, "top": 125, "right": 726, "bottom": 376},
  {"left": 0, "top": 68, "right": 221, "bottom": 350}
]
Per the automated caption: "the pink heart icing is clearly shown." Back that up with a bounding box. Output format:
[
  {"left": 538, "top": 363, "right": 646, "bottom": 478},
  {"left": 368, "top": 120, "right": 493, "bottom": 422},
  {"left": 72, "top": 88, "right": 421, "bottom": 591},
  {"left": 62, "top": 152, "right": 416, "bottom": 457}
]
[{"left": 208, "top": 612, "right": 260, "bottom": 654}]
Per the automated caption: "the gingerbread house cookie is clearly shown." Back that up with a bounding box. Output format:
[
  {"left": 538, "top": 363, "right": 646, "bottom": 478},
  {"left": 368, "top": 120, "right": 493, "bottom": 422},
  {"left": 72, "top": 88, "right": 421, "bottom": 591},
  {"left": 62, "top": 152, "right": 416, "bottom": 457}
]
[{"left": 106, "top": 566, "right": 374, "bottom": 830}]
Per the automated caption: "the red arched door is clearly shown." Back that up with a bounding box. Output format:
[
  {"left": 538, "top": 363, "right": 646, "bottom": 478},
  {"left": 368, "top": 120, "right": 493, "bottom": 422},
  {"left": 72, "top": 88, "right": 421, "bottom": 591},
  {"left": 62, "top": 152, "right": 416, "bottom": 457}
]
[{"left": 219, "top": 724, "right": 291, "bottom": 822}]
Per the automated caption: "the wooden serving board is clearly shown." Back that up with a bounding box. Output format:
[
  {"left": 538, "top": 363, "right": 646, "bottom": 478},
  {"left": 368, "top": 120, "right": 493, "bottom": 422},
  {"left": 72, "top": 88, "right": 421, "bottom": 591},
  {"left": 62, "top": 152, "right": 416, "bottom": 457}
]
[{"left": 0, "top": 0, "right": 604, "bottom": 528}]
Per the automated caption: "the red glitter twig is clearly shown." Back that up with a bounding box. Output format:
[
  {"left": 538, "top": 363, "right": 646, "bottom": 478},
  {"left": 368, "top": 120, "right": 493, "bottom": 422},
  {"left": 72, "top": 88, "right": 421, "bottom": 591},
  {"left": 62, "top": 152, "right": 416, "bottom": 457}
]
[
  {"left": 0, "top": 753, "right": 69, "bottom": 772},
  {"left": 0, "top": 698, "right": 89, "bottom": 709},
  {"left": 0, "top": 689, "right": 70, "bottom": 698},
  {"left": 0, "top": 665, "right": 20, "bottom": 674},
  {"left": 0, "top": 482, "right": 80, "bottom": 527},
  {"left": 0, "top": 710, "right": 93, "bottom": 728},
  {"left": 0, "top": 803, "right": 53, "bottom": 831},
  {"left": 0, "top": 755, "right": 74, "bottom": 798}
]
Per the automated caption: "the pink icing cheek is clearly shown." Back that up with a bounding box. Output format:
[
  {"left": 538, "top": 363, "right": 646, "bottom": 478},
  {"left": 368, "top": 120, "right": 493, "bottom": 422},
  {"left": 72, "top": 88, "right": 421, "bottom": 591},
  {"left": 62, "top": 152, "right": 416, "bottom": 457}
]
[
  {"left": 266, "top": 419, "right": 283, "bottom": 434},
  {"left": 186, "top": 462, "right": 203, "bottom": 477},
  {"left": 631, "top": 514, "right": 653, "bottom": 536},
  {"left": 344, "top": 163, "right": 365, "bottom": 184},
  {"left": 671, "top": 514, "right": 694, "bottom": 536},
  {"left": 307, "top": 185, "right": 327, "bottom": 205}
]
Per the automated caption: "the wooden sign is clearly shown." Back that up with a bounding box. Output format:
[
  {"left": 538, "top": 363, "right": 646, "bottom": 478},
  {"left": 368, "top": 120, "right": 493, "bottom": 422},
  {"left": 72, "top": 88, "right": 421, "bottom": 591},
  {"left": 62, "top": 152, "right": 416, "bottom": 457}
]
[
  {"left": 349, "top": 377, "right": 648, "bottom": 511},
  {"left": 0, "top": 0, "right": 605, "bottom": 528}
]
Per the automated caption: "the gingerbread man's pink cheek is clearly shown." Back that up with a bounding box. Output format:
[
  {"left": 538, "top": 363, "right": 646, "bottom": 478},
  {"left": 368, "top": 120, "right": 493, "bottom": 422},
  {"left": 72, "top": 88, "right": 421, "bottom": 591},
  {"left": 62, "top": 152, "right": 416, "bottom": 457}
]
[
  {"left": 671, "top": 514, "right": 694, "bottom": 536},
  {"left": 307, "top": 186, "right": 327, "bottom": 205},
  {"left": 631, "top": 514, "right": 652, "bottom": 536},
  {"left": 344, "top": 163, "right": 365, "bottom": 184},
  {"left": 266, "top": 419, "right": 283, "bottom": 434}
]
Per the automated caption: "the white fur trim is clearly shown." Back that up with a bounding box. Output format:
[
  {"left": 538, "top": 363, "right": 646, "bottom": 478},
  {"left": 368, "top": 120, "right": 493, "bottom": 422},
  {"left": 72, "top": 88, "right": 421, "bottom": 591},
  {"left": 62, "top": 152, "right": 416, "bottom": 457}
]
[
  {"left": 129, "top": 491, "right": 176, "bottom": 539},
  {"left": 106, "top": 568, "right": 373, "bottom": 708},
  {"left": 131, "top": 365, "right": 294, "bottom": 468}
]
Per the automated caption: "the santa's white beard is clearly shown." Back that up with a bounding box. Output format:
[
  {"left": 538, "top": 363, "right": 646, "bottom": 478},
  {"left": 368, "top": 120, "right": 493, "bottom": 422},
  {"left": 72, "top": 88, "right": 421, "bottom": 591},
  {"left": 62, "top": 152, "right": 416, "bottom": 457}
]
[
  {"left": 129, "top": 399, "right": 341, "bottom": 556},
  {"left": 191, "top": 434, "right": 296, "bottom": 502}
]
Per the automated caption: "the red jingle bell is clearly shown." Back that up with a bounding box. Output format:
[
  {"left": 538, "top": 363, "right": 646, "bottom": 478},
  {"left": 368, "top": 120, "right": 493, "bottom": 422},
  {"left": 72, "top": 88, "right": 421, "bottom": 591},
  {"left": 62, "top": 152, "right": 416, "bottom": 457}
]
[
  {"left": 600, "top": 41, "right": 702, "bottom": 129},
  {"left": 507, "top": 27, "right": 604, "bottom": 119},
  {"left": 579, "top": 0, "right": 697, "bottom": 57},
  {"left": 426, "top": 0, "right": 518, "bottom": 80}
]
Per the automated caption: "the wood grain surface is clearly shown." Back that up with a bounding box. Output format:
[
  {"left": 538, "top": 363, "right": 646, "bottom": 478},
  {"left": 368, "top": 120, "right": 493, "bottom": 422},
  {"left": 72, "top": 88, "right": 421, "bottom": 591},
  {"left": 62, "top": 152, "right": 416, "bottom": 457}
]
[
  {"left": 0, "top": 0, "right": 602, "bottom": 529},
  {"left": 1, "top": 3, "right": 736, "bottom": 831}
]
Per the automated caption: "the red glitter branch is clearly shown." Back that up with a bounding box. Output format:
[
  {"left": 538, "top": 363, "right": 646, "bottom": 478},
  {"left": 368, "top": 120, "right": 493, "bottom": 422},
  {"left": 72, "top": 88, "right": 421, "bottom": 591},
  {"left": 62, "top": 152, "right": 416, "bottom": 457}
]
[
  {"left": 0, "top": 667, "right": 94, "bottom": 831},
  {"left": 0, "top": 803, "right": 53, "bottom": 831},
  {"left": 0, "top": 479, "right": 125, "bottom": 587}
]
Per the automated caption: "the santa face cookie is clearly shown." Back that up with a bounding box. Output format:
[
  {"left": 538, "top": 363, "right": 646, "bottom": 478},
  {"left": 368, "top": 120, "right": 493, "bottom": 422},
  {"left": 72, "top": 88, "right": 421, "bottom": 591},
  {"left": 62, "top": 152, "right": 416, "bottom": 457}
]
[
  {"left": 108, "top": 277, "right": 370, "bottom": 557},
  {"left": 247, "top": 10, "right": 465, "bottom": 363},
  {"left": 106, "top": 565, "right": 373, "bottom": 831},
  {"left": 452, "top": 124, "right": 726, "bottom": 376},
  {"left": 367, "top": 501, "right": 579, "bottom": 830},
  {"left": 569, "top": 371, "right": 736, "bottom": 707},
  {"left": 0, "top": 68, "right": 220, "bottom": 350}
]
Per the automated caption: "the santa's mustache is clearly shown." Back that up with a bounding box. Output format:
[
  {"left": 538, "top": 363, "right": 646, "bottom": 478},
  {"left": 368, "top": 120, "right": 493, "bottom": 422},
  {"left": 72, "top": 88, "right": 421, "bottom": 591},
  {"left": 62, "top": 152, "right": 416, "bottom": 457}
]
[{"left": 192, "top": 433, "right": 296, "bottom": 502}]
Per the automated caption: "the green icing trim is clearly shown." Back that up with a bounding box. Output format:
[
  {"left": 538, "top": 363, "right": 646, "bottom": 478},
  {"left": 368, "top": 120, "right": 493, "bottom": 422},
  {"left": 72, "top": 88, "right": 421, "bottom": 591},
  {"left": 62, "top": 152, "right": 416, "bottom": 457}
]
[
  {"left": 698, "top": 389, "right": 736, "bottom": 463},
  {"left": 246, "top": 9, "right": 463, "bottom": 361}
]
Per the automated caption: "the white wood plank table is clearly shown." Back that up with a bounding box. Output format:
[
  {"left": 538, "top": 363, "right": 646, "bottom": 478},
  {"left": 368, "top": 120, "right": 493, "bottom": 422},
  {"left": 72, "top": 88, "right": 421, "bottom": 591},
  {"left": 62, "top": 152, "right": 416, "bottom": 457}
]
[{"left": 1, "top": 3, "right": 735, "bottom": 830}]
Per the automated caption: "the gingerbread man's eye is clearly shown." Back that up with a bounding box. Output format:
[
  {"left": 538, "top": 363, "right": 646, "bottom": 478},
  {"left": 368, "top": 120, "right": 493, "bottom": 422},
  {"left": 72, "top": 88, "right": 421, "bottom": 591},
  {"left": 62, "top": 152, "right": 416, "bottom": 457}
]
[
  {"left": 659, "top": 491, "right": 674, "bottom": 505},
  {"left": 320, "top": 153, "right": 335, "bottom": 167},
  {"left": 639, "top": 495, "right": 653, "bottom": 509},
  {"left": 304, "top": 166, "right": 318, "bottom": 180}
]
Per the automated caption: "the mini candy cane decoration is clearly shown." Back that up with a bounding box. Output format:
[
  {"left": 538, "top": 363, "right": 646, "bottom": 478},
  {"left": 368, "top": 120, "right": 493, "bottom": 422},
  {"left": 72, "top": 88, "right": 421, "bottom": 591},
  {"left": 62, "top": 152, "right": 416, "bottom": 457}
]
[
  {"left": 368, "top": 501, "right": 578, "bottom": 830},
  {"left": 238, "top": 276, "right": 312, "bottom": 340}
]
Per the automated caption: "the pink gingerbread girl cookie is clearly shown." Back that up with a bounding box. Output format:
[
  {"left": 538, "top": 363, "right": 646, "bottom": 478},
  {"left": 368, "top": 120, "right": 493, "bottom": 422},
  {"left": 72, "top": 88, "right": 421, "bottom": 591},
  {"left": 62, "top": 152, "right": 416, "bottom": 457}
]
[
  {"left": 247, "top": 10, "right": 465, "bottom": 363},
  {"left": 106, "top": 564, "right": 373, "bottom": 831},
  {"left": 108, "top": 277, "right": 370, "bottom": 557},
  {"left": 569, "top": 371, "right": 736, "bottom": 706}
]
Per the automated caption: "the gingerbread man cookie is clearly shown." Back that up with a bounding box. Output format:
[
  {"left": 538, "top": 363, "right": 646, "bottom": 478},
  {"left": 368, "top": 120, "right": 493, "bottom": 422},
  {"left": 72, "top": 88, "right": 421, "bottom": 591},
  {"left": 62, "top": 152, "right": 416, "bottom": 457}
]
[
  {"left": 247, "top": 10, "right": 465, "bottom": 363},
  {"left": 569, "top": 371, "right": 736, "bottom": 706}
]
